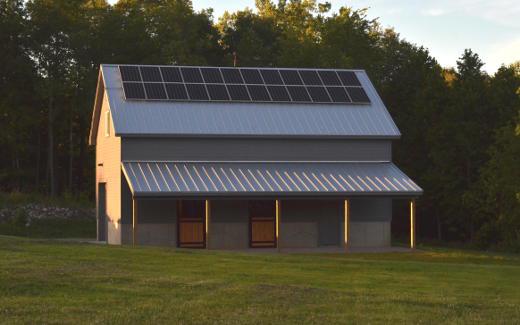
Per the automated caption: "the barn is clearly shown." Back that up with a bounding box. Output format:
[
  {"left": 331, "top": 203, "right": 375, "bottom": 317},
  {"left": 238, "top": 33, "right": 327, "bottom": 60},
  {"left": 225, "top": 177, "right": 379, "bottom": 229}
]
[{"left": 88, "top": 64, "right": 422, "bottom": 250}]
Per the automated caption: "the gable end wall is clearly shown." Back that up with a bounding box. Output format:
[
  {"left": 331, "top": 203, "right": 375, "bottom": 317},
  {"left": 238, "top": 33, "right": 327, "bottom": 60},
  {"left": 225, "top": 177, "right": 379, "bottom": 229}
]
[{"left": 96, "top": 90, "right": 122, "bottom": 244}]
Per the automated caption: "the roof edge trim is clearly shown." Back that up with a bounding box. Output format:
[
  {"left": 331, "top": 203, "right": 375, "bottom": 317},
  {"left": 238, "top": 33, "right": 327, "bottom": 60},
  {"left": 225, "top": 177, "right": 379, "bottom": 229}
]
[
  {"left": 132, "top": 192, "right": 423, "bottom": 198},
  {"left": 88, "top": 69, "right": 105, "bottom": 146},
  {"left": 116, "top": 133, "right": 401, "bottom": 140}
]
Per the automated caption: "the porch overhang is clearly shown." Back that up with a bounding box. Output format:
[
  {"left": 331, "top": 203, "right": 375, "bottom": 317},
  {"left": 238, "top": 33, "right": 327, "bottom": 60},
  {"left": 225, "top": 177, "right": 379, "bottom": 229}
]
[{"left": 121, "top": 161, "right": 423, "bottom": 198}]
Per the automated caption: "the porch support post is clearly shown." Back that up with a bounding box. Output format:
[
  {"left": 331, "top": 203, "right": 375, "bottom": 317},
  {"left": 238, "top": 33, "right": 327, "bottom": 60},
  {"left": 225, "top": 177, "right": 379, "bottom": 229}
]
[
  {"left": 205, "top": 199, "right": 211, "bottom": 249},
  {"left": 344, "top": 199, "right": 350, "bottom": 251},
  {"left": 276, "top": 199, "right": 281, "bottom": 251},
  {"left": 410, "top": 199, "right": 416, "bottom": 249},
  {"left": 132, "top": 197, "right": 138, "bottom": 247}
]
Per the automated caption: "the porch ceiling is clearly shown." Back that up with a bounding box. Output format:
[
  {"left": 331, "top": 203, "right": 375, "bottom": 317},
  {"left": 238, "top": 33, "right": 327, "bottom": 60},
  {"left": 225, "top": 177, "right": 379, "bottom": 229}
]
[{"left": 121, "top": 161, "right": 422, "bottom": 197}]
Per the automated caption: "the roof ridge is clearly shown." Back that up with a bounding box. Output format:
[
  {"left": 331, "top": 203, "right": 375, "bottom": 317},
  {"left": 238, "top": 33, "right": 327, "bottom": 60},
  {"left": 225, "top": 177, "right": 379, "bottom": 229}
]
[{"left": 101, "top": 63, "right": 367, "bottom": 72}]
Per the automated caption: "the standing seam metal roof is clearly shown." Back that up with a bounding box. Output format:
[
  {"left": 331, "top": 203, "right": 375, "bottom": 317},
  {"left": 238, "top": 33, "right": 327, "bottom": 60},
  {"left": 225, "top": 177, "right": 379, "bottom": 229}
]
[
  {"left": 121, "top": 161, "right": 422, "bottom": 197},
  {"left": 100, "top": 64, "right": 401, "bottom": 138}
]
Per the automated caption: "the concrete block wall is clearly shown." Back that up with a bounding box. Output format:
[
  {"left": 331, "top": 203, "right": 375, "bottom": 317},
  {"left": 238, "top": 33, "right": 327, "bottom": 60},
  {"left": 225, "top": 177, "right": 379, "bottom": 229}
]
[
  {"left": 121, "top": 198, "right": 177, "bottom": 246},
  {"left": 281, "top": 200, "right": 341, "bottom": 248},
  {"left": 208, "top": 200, "right": 249, "bottom": 249},
  {"left": 348, "top": 198, "right": 392, "bottom": 248},
  {"left": 350, "top": 222, "right": 391, "bottom": 247},
  {"left": 116, "top": 197, "right": 393, "bottom": 248}
]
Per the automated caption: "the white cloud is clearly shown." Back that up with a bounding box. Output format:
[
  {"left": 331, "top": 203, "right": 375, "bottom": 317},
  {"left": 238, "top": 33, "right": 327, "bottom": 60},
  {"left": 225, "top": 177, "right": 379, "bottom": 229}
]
[
  {"left": 348, "top": 0, "right": 520, "bottom": 27},
  {"left": 432, "top": 0, "right": 520, "bottom": 28},
  {"left": 421, "top": 8, "right": 446, "bottom": 17},
  {"left": 385, "top": 8, "right": 403, "bottom": 15},
  {"left": 488, "top": 37, "right": 520, "bottom": 71}
]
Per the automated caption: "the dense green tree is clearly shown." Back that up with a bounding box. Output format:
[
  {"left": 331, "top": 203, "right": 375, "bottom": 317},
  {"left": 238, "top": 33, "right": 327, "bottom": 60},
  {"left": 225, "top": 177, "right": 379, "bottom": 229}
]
[
  {"left": 26, "top": 0, "right": 80, "bottom": 196},
  {"left": 111, "top": 0, "right": 223, "bottom": 65},
  {"left": 319, "top": 7, "right": 381, "bottom": 71},
  {"left": 425, "top": 50, "right": 491, "bottom": 241},
  {"left": 475, "top": 116, "right": 520, "bottom": 250},
  {"left": 0, "top": 0, "right": 518, "bottom": 250},
  {"left": 219, "top": 9, "right": 282, "bottom": 66},
  {"left": 375, "top": 29, "right": 450, "bottom": 240},
  {"left": 0, "top": 0, "right": 38, "bottom": 191}
]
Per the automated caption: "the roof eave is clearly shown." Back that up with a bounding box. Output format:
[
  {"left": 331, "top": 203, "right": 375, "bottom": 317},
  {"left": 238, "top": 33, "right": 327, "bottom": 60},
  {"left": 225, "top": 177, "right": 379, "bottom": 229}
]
[
  {"left": 88, "top": 68, "right": 105, "bottom": 146},
  {"left": 131, "top": 191, "right": 422, "bottom": 198},
  {"left": 115, "top": 133, "right": 401, "bottom": 140}
]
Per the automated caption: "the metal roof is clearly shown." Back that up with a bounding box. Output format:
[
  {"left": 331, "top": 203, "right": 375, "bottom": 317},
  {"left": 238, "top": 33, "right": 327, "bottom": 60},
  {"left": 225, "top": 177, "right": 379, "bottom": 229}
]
[
  {"left": 100, "top": 64, "right": 401, "bottom": 138},
  {"left": 121, "top": 161, "right": 422, "bottom": 197}
]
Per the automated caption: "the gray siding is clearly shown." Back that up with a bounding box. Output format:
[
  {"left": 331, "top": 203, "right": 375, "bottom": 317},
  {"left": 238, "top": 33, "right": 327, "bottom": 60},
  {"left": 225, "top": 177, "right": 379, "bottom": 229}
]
[
  {"left": 350, "top": 198, "right": 392, "bottom": 222},
  {"left": 122, "top": 138, "right": 391, "bottom": 161},
  {"left": 121, "top": 174, "right": 132, "bottom": 225}
]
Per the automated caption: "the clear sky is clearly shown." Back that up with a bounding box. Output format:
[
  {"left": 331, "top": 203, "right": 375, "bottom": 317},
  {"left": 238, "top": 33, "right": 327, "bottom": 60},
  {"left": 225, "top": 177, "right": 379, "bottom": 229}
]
[{"left": 109, "top": 0, "right": 520, "bottom": 74}]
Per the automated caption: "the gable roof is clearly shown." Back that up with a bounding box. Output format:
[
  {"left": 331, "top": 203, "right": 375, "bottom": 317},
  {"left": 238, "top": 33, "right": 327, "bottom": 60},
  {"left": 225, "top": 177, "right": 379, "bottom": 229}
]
[{"left": 89, "top": 64, "right": 400, "bottom": 145}]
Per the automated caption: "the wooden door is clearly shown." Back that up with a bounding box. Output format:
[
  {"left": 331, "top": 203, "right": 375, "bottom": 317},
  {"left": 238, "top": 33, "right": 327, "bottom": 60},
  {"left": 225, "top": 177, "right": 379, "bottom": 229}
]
[
  {"left": 249, "top": 200, "right": 276, "bottom": 248},
  {"left": 178, "top": 200, "right": 205, "bottom": 248}
]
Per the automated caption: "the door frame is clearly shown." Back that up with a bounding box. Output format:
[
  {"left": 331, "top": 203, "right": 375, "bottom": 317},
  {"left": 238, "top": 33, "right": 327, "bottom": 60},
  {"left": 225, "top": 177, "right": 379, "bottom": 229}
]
[
  {"left": 249, "top": 200, "right": 277, "bottom": 248},
  {"left": 176, "top": 200, "right": 206, "bottom": 248}
]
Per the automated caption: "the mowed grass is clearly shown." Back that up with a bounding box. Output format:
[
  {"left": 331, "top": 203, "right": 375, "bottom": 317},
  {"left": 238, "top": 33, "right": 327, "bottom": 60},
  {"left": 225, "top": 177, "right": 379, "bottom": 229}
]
[{"left": 0, "top": 236, "right": 519, "bottom": 324}]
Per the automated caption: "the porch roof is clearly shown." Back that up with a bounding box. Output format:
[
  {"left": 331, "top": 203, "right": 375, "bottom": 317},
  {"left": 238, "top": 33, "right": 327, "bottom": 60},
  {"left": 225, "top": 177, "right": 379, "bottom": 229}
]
[{"left": 121, "top": 161, "right": 422, "bottom": 197}]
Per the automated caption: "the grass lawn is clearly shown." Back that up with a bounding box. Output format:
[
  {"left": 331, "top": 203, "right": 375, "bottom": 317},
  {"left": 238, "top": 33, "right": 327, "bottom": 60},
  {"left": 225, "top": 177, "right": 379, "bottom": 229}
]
[
  {"left": 0, "top": 236, "right": 519, "bottom": 324},
  {"left": 0, "top": 218, "right": 96, "bottom": 239}
]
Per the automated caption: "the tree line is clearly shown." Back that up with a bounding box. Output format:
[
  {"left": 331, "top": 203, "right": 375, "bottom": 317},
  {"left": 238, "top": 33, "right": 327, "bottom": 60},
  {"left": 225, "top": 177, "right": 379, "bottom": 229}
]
[{"left": 0, "top": 0, "right": 518, "bottom": 250}]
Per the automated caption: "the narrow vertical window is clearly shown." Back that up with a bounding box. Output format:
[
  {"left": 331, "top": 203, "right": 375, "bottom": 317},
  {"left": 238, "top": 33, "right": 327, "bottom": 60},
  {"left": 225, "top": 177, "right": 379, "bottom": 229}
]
[{"left": 105, "top": 110, "right": 110, "bottom": 137}]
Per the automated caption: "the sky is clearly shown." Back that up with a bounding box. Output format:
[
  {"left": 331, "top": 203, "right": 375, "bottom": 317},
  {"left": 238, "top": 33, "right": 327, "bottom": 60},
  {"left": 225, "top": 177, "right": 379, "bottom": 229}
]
[{"left": 109, "top": 0, "right": 520, "bottom": 74}]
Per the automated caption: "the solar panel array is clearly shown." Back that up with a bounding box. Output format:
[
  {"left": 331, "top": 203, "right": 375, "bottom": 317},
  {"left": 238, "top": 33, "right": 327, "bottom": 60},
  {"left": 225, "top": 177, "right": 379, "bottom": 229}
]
[{"left": 119, "top": 65, "right": 371, "bottom": 104}]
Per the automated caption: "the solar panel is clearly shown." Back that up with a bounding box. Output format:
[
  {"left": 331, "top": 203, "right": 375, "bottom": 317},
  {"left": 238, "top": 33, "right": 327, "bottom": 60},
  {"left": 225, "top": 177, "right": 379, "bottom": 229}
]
[
  {"left": 221, "top": 68, "right": 243, "bottom": 83},
  {"left": 261, "top": 70, "right": 283, "bottom": 85},
  {"left": 201, "top": 67, "right": 224, "bottom": 83},
  {"left": 140, "top": 66, "right": 162, "bottom": 82},
  {"left": 181, "top": 67, "right": 203, "bottom": 83},
  {"left": 206, "top": 84, "right": 229, "bottom": 101},
  {"left": 165, "top": 83, "right": 188, "bottom": 100},
  {"left": 186, "top": 83, "right": 208, "bottom": 100},
  {"left": 247, "top": 85, "right": 271, "bottom": 101},
  {"left": 240, "top": 69, "right": 263, "bottom": 84},
  {"left": 346, "top": 87, "right": 370, "bottom": 103},
  {"left": 287, "top": 86, "right": 311, "bottom": 102},
  {"left": 337, "top": 71, "right": 361, "bottom": 86},
  {"left": 161, "top": 67, "right": 183, "bottom": 82},
  {"left": 327, "top": 87, "right": 351, "bottom": 103},
  {"left": 280, "top": 70, "right": 303, "bottom": 85},
  {"left": 144, "top": 83, "right": 167, "bottom": 99},
  {"left": 299, "top": 70, "right": 322, "bottom": 85},
  {"left": 119, "top": 65, "right": 370, "bottom": 105},
  {"left": 120, "top": 66, "right": 141, "bottom": 82},
  {"left": 227, "top": 85, "right": 250, "bottom": 101},
  {"left": 267, "top": 86, "right": 290, "bottom": 101},
  {"left": 123, "top": 82, "right": 145, "bottom": 99},
  {"left": 318, "top": 70, "right": 341, "bottom": 86},
  {"left": 307, "top": 86, "right": 331, "bottom": 102}
]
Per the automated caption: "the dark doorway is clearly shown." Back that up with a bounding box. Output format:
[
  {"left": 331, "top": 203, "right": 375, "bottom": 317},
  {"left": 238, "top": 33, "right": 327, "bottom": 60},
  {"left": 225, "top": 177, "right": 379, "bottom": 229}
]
[
  {"left": 177, "top": 200, "right": 206, "bottom": 248},
  {"left": 249, "top": 200, "right": 276, "bottom": 248},
  {"left": 97, "top": 183, "right": 107, "bottom": 241}
]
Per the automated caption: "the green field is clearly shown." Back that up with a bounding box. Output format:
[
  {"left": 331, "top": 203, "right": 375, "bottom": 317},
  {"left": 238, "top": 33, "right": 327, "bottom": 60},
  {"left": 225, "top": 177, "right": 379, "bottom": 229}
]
[{"left": 1, "top": 236, "right": 519, "bottom": 324}]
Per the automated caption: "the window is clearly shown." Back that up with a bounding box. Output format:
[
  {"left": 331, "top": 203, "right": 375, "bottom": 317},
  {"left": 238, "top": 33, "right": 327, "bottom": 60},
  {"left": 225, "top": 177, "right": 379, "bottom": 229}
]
[{"left": 105, "top": 110, "right": 110, "bottom": 137}]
